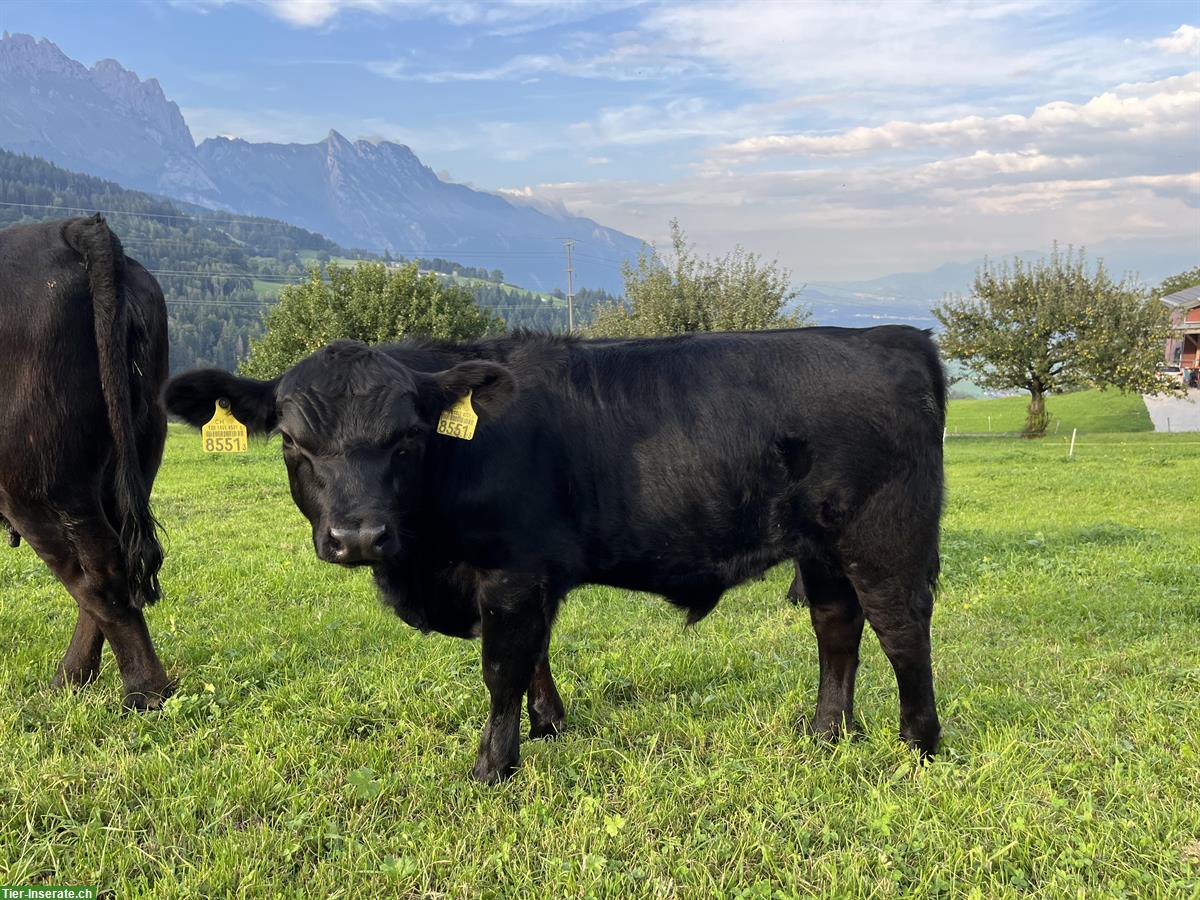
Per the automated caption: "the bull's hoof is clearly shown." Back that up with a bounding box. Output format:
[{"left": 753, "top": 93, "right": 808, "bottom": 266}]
[
  {"left": 529, "top": 715, "right": 565, "bottom": 740},
  {"left": 472, "top": 753, "right": 519, "bottom": 784},
  {"left": 50, "top": 664, "right": 101, "bottom": 690},
  {"left": 901, "top": 717, "right": 941, "bottom": 758},
  {"left": 800, "top": 714, "right": 858, "bottom": 744},
  {"left": 121, "top": 680, "right": 176, "bottom": 712}
]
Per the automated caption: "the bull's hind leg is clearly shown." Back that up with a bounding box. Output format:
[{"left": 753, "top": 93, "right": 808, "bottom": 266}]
[
  {"left": 50, "top": 610, "right": 104, "bottom": 688},
  {"left": 474, "top": 573, "right": 547, "bottom": 783},
  {"left": 786, "top": 560, "right": 807, "bottom": 604},
  {"left": 849, "top": 571, "right": 940, "bottom": 755},
  {"left": 796, "top": 562, "right": 865, "bottom": 741},
  {"left": 66, "top": 531, "right": 170, "bottom": 711},
  {"left": 14, "top": 502, "right": 170, "bottom": 710},
  {"left": 527, "top": 634, "right": 566, "bottom": 740}
]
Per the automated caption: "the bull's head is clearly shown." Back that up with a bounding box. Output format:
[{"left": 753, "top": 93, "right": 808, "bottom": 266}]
[{"left": 165, "top": 340, "right": 516, "bottom": 568}]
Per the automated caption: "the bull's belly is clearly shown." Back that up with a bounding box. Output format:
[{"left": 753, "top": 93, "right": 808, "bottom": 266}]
[{"left": 589, "top": 536, "right": 794, "bottom": 598}]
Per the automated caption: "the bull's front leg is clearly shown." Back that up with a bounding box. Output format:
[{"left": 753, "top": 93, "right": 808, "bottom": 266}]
[{"left": 473, "top": 573, "right": 545, "bottom": 783}]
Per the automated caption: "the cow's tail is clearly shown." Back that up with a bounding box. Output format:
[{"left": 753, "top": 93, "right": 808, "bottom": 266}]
[
  {"left": 921, "top": 328, "right": 947, "bottom": 595},
  {"left": 67, "top": 214, "right": 163, "bottom": 608}
]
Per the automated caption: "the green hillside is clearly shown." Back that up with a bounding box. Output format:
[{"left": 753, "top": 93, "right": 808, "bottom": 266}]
[
  {"left": 1, "top": 149, "right": 354, "bottom": 371},
  {"left": 1, "top": 150, "right": 619, "bottom": 369},
  {"left": 946, "top": 389, "right": 1152, "bottom": 434}
]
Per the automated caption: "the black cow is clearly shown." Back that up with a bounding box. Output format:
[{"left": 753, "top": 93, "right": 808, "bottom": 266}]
[
  {"left": 166, "top": 327, "right": 945, "bottom": 781},
  {"left": 0, "top": 216, "right": 171, "bottom": 709}
]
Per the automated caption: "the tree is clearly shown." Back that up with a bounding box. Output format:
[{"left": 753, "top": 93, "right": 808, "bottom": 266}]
[
  {"left": 934, "top": 247, "right": 1176, "bottom": 437},
  {"left": 240, "top": 261, "right": 502, "bottom": 378},
  {"left": 1153, "top": 266, "right": 1200, "bottom": 300},
  {"left": 589, "top": 220, "right": 809, "bottom": 337}
]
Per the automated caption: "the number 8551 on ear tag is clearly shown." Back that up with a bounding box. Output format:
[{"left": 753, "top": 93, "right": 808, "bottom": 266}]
[
  {"left": 436, "top": 390, "right": 478, "bottom": 441},
  {"left": 202, "top": 399, "right": 248, "bottom": 453}
]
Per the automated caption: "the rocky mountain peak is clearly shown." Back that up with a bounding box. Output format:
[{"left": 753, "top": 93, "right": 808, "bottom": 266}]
[
  {"left": 88, "top": 57, "right": 194, "bottom": 151},
  {"left": 0, "top": 31, "right": 88, "bottom": 79}
]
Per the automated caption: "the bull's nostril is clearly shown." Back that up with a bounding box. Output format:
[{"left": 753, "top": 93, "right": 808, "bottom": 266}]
[
  {"left": 367, "top": 525, "right": 389, "bottom": 554},
  {"left": 327, "top": 527, "right": 351, "bottom": 560}
]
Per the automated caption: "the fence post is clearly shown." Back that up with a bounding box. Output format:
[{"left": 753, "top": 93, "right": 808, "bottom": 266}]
[
  {"left": 943, "top": 426, "right": 947, "bottom": 445},
  {"left": 1069, "top": 428, "right": 1077, "bottom": 458}
]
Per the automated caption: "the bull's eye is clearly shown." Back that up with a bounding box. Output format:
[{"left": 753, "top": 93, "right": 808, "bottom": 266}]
[{"left": 279, "top": 431, "right": 295, "bottom": 450}]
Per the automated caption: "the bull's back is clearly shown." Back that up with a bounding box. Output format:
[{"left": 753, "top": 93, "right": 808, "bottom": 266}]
[{"left": 562, "top": 328, "right": 944, "bottom": 587}]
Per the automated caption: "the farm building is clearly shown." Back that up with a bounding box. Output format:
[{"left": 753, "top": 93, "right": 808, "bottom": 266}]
[{"left": 1163, "top": 285, "right": 1200, "bottom": 368}]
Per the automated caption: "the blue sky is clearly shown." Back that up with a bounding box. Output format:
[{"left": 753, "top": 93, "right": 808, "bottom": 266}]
[{"left": 2, "top": 0, "right": 1197, "bottom": 280}]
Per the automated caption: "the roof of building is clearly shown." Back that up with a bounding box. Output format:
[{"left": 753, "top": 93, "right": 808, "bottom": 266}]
[{"left": 1162, "top": 284, "right": 1200, "bottom": 308}]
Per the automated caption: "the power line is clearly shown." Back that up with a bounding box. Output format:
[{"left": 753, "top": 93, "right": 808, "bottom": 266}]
[
  {"left": 4, "top": 201, "right": 627, "bottom": 262},
  {"left": 148, "top": 269, "right": 298, "bottom": 281},
  {"left": 0, "top": 199, "right": 303, "bottom": 228},
  {"left": 160, "top": 292, "right": 571, "bottom": 313}
]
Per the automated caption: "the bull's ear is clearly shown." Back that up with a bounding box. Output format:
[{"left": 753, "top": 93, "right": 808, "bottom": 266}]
[
  {"left": 425, "top": 360, "right": 517, "bottom": 419},
  {"left": 164, "top": 369, "right": 279, "bottom": 434}
]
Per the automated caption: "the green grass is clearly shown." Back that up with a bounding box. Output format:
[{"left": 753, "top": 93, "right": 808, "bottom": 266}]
[
  {"left": 946, "top": 388, "right": 1153, "bottom": 435},
  {"left": 250, "top": 278, "right": 281, "bottom": 299},
  {"left": 440, "top": 272, "right": 561, "bottom": 304},
  {"left": 1, "top": 426, "right": 1197, "bottom": 897},
  {"left": 296, "top": 251, "right": 366, "bottom": 267}
]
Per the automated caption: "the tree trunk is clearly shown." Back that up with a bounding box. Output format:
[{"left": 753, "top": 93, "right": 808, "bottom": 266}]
[{"left": 1023, "top": 387, "right": 1049, "bottom": 438}]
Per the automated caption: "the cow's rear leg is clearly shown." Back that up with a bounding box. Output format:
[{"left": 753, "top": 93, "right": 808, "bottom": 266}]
[
  {"left": 473, "top": 573, "right": 546, "bottom": 783},
  {"left": 796, "top": 562, "right": 864, "bottom": 741},
  {"left": 786, "top": 560, "right": 807, "bottom": 604},
  {"left": 849, "top": 572, "right": 941, "bottom": 755},
  {"left": 50, "top": 610, "right": 104, "bottom": 689},
  {"left": 16, "top": 505, "right": 170, "bottom": 710},
  {"left": 527, "top": 638, "right": 565, "bottom": 740},
  {"left": 55, "top": 555, "right": 170, "bottom": 710}
]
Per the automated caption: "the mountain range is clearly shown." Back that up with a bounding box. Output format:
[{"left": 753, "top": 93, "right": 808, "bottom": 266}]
[
  {"left": 1, "top": 32, "right": 1192, "bottom": 322},
  {"left": 0, "top": 32, "right": 642, "bottom": 294}
]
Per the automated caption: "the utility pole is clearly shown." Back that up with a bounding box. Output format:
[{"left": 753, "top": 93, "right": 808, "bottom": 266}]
[{"left": 562, "top": 239, "right": 575, "bottom": 332}]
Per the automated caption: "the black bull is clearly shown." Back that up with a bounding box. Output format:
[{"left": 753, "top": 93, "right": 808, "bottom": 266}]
[
  {"left": 167, "top": 327, "right": 946, "bottom": 781},
  {"left": 0, "top": 216, "right": 171, "bottom": 709}
]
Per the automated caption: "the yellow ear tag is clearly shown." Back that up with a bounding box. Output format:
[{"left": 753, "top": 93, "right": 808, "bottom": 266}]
[
  {"left": 201, "top": 399, "right": 248, "bottom": 453},
  {"left": 436, "top": 390, "right": 478, "bottom": 441}
]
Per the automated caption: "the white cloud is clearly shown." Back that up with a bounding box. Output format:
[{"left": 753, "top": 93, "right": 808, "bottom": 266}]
[
  {"left": 262, "top": 0, "right": 385, "bottom": 27},
  {"left": 182, "top": 0, "right": 640, "bottom": 31},
  {"left": 716, "top": 72, "right": 1200, "bottom": 160},
  {"left": 641, "top": 0, "right": 1076, "bottom": 91},
  {"left": 502, "top": 166, "right": 1198, "bottom": 280},
  {"left": 1155, "top": 24, "right": 1200, "bottom": 56},
  {"left": 500, "top": 69, "right": 1200, "bottom": 280},
  {"left": 368, "top": 44, "right": 693, "bottom": 82}
]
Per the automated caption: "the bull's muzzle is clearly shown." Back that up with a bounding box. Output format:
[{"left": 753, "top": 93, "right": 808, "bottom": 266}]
[{"left": 324, "top": 524, "right": 397, "bottom": 565}]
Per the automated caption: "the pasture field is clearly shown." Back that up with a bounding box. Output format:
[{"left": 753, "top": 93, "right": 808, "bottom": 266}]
[
  {"left": 0, "top": 425, "right": 1197, "bottom": 897},
  {"left": 944, "top": 388, "right": 1153, "bottom": 435}
]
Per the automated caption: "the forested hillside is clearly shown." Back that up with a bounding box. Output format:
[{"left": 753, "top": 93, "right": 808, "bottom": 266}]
[
  {"left": 1, "top": 150, "right": 352, "bottom": 371},
  {"left": 1, "top": 150, "right": 619, "bottom": 370}
]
